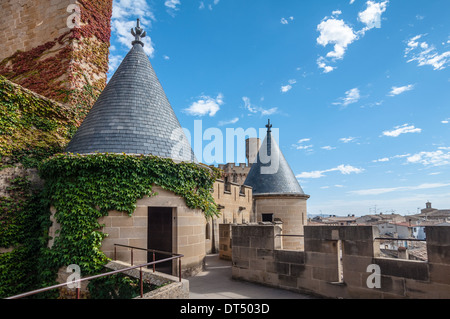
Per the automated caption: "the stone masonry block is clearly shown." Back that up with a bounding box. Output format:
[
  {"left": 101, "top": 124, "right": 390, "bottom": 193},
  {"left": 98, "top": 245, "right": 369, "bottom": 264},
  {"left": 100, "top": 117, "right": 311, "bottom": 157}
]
[
  {"left": 274, "top": 250, "right": 305, "bottom": 264},
  {"left": 427, "top": 243, "right": 450, "bottom": 264},
  {"left": 304, "top": 238, "right": 337, "bottom": 254},
  {"left": 342, "top": 255, "right": 374, "bottom": 273},
  {"left": 378, "top": 275, "right": 406, "bottom": 296},
  {"left": 249, "top": 259, "right": 267, "bottom": 272},
  {"left": 374, "top": 258, "right": 429, "bottom": 281},
  {"left": 233, "top": 258, "right": 249, "bottom": 269},
  {"left": 429, "top": 263, "right": 450, "bottom": 285},
  {"left": 256, "top": 248, "right": 274, "bottom": 260},
  {"left": 305, "top": 251, "right": 338, "bottom": 268},
  {"left": 290, "top": 264, "right": 306, "bottom": 277},
  {"left": 425, "top": 226, "right": 450, "bottom": 245},
  {"left": 250, "top": 236, "right": 275, "bottom": 250},
  {"left": 232, "top": 235, "right": 250, "bottom": 247},
  {"left": 343, "top": 240, "right": 375, "bottom": 257},
  {"left": 312, "top": 266, "right": 339, "bottom": 282}
]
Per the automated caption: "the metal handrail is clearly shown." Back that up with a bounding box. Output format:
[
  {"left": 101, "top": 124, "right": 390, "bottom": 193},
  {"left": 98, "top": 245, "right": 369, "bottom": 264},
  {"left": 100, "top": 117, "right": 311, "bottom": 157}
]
[
  {"left": 375, "top": 237, "right": 426, "bottom": 242},
  {"left": 276, "top": 234, "right": 304, "bottom": 237},
  {"left": 114, "top": 244, "right": 183, "bottom": 279},
  {"left": 6, "top": 246, "right": 184, "bottom": 300}
]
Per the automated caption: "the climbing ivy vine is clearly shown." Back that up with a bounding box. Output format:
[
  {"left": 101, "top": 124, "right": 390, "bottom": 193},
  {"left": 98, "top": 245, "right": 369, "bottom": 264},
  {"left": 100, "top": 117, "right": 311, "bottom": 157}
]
[{"left": 38, "top": 153, "right": 221, "bottom": 276}]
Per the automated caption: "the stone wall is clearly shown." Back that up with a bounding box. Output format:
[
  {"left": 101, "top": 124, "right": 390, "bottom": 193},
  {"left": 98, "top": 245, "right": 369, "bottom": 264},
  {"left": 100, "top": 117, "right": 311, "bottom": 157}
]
[
  {"left": 0, "top": 0, "right": 112, "bottom": 109},
  {"left": 106, "top": 260, "right": 189, "bottom": 299},
  {"left": 98, "top": 186, "right": 206, "bottom": 278},
  {"left": 217, "top": 163, "right": 252, "bottom": 186},
  {"left": 218, "top": 224, "right": 232, "bottom": 260},
  {"left": 0, "top": 0, "right": 71, "bottom": 61},
  {"left": 210, "top": 180, "right": 252, "bottom": 255},
  {"left": 213, "top": 180, "right": 252, "bottom": 224},
  {"left": 231, "top": 224, "right": 450, "bottom": 299},
  {"left": 254, "top": 195, "right": 308, "bottom": 250}
]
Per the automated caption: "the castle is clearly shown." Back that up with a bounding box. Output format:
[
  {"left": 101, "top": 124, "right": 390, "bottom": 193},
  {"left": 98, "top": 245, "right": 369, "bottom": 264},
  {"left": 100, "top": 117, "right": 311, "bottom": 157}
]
[
  {"left": 0, "top": 0, "right": 308, "bottom": 280},
  {"left": 1, "top": 1, "right": 449, "bottom": 300}
]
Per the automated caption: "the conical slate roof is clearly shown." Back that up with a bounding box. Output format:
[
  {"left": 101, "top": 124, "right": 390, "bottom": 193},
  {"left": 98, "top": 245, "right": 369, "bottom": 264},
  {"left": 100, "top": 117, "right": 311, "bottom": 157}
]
[
  {"left": 66, "top": 21, "right": 195, "bottom": 162},
  {"left": 244, "top": 121, "right": 307, "bottom": 196}
]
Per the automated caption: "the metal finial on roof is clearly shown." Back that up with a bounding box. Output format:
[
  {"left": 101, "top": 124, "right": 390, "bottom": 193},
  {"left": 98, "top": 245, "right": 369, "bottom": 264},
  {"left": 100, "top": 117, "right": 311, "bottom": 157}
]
[
  {"left": 266, "top": 119, "right": 273, "bottom": 133},
  {"left": 131, "top": 18, "right": 147, "bottom": 46}
]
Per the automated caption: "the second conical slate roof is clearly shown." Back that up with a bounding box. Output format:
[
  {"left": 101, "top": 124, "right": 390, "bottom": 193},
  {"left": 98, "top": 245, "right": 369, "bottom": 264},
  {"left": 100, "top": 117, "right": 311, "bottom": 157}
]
[
  {"left": 66, "top": 23, "right": 195, "bottom": 162},
  {"left": 244, "top": 122, "right": 307, "bottom": 196}
]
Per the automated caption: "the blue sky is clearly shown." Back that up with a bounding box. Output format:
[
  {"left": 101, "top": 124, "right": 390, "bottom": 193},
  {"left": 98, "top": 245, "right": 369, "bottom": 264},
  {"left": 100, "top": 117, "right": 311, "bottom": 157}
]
[{"left": 107, "top": 0, "right": 450, "bottom": 216}]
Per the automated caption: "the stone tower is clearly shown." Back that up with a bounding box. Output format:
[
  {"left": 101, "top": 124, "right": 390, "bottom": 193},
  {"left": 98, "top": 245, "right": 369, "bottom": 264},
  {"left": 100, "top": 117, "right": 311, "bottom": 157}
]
[
  {"left": 244, "top": 120, "right": 310, "bottom": 250},
  {"left": 0, "top": 0, "right": 113, "bottom": 122},
  {"left": 65, "top": 19, "right": 194, "bottom": 162}
]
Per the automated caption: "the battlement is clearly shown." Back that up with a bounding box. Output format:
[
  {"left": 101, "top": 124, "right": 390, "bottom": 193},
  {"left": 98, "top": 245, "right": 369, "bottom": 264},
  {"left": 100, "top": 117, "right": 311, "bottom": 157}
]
[
  {"left": 212, "top": 180, "right": 253, "bottom": 225},
  {"left": 231, "top": 224, "right": 450, "bottom": 299}
]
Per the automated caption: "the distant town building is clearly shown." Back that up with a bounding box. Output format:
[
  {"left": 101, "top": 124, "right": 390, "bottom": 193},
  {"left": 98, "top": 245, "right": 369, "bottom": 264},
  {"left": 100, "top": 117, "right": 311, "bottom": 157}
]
[
  {"left": 355, "top": 213, "right": 405, "bottom": 225},
  {"left": 408, "top": 202, "right": 450, "bottom": 223}
]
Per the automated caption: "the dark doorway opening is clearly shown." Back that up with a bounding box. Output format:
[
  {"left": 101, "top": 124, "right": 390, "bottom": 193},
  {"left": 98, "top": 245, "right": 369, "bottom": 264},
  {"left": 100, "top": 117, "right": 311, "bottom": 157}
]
[{"left": 148, "top": 207, "right": 173, "bottom": 275}]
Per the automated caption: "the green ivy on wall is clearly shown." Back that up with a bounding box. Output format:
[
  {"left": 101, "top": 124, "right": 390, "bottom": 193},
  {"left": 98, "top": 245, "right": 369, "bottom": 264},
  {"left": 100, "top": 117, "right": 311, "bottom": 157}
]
[
  {"left": 39, "top": 153, "right": 221, "bottom": 276},
  {"left": 0, "top": 177, "right": 53, "bottom": 298},
  {"left": 0, "top": 75, "right": 77, "bottom": 168}
]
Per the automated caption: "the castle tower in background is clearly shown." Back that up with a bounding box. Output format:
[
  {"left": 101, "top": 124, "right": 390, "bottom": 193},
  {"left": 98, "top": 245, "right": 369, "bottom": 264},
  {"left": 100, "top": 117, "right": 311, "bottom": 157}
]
[
  {"left": 244, "top": 120, "right": 310, "bottom": 250},
  {"left": 0, "top": 0, "right": 113, "bottom": 123}
]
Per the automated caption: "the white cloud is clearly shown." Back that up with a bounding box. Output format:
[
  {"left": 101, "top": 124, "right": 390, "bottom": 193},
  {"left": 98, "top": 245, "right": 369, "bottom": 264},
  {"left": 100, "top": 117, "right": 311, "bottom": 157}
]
[
  {"left": 281, "top": 85, "right": 292, "bottom": 93},
  {"left": 333, "top": 88, "right": 361, "bottom": 107},
  {"left": 340, "top": 137, "right": 357, "bottom": 143},
  {"left": 243, "top": 97, "right": 278, "bottom": 116},
  {"left": 108, "top": 54, "right": 122, "bottom": 74},
  {"left": 382, "top": 124, "right": 422, "bottom": 137},
  {"left": 317, "top": 57, "right": 336, "bottom": 73},
  {"left": 372, "top": 157, "right": 390, "bottom": 163},
  {"left": 294, "top": 138, "right": 314, "bottom": 151},
  {"left": 349, "top": 183, "right": 450, "bottom": 196},
  {"left": 316, "top": 1, "right": 389, "bottom": 73},
  {"left": 281, "top": 16, "right": 294, "bottom": 25},
  {"left": 296, "top": 164, "right": 364, "bottom": 179},
  {"left": 199, "top": 0, "right": 220, "bottom": 10},
  {"left": 358, "top": 1, "right": 388, "bottom": 33},
  {"left": 442, "top": 118, "right": 449, "bottom": 124},
  {"left": 322, "top": 146, "right": 336, "bottom": 151},
  {"left": 372, "top": 153, "right": 410, "bottom": 163},
  {"left": 296, "top": 145, "right": 314, "bottom": 150},
  {"left": 407, "top": 149, "right": 450, "bottom": 167},
  {"left": 389, "top": 84, "right": 415, "bottom": 96},
  {"left": 350, "top": 0, "right": 356, "bottom": 4},
  {"left": 281, "top": 79, "right": 297, "bottom": 93},
  {"left": 111, "top": 0, "right": 155, "bottom": 58},
  {"left": 317, "top": 18, "right": 357, "bottom": 61},
  {"left": 218, "top": 117, "right": 239, "bottom": 126},
  {"left": 184, "top": 93, "right": 224, "bottom": 117},
  {"left": 405, "top": 34, "right": 450, "bottom": 70},
  {"left": 165, "top": 0, "right": 181, "bottom": 10}
]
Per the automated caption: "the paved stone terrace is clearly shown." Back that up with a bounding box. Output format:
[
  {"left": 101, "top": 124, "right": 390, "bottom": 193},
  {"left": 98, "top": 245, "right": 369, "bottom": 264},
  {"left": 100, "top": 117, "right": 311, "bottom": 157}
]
[{"left": 188, "top": 254, "right": 317, "bottom": 299}]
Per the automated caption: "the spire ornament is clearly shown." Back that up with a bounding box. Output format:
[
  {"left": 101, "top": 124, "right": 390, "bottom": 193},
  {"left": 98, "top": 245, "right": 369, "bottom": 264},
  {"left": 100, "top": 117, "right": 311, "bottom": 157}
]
[
  {"left": 131, "top": 19, "right": 147, "bottom": 47},
  {"left": 266, "top": 119, "right": 273, "bottom": 133}
]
